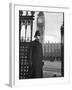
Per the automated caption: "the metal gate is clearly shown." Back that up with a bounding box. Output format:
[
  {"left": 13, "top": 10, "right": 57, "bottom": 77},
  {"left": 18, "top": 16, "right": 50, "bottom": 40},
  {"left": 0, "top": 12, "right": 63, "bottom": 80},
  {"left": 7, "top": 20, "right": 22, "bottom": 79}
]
[{"left": 19, "top": 10, "right": 35, "bottom": 79}]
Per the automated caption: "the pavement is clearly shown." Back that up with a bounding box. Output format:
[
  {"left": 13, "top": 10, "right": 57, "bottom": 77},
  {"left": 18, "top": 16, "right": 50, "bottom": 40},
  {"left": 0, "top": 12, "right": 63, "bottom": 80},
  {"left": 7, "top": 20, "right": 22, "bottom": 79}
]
[{"left": 43, "top": 60, "right": 61, "bottom": 77}]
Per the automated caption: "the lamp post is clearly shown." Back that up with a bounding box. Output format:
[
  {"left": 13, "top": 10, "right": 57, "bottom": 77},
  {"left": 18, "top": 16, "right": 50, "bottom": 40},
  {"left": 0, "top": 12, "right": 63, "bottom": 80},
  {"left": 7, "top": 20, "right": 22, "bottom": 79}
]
[{"left": 60, "top": 13, "right": 64, "bottom": 77}]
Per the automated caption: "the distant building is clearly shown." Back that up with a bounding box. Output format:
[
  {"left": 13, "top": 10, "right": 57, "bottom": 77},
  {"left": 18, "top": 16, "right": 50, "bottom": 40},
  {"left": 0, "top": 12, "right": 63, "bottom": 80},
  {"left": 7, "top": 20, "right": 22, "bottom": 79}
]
[{"left": 42, "top": 42, "right": 61, "bottom": 61}]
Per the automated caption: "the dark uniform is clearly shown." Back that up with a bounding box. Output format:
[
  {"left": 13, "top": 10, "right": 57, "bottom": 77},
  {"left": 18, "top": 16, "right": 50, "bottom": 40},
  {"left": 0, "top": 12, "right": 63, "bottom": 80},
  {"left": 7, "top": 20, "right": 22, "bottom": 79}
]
[{"left": 31, "top": 39, "right": 43, "bottom": 78}]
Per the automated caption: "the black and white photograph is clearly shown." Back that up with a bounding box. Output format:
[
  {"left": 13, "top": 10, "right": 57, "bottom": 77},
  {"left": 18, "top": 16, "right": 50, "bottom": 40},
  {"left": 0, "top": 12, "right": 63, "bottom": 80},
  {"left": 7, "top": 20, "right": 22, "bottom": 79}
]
[
  {"left": 9, "top": 3, "right": 70, "bottom": 87},
  {"left": 0, "top": 0, "right": 71, "bottom": 88},
  {"left": 19, "top": 10, "right": 64, "bottom": 79}
]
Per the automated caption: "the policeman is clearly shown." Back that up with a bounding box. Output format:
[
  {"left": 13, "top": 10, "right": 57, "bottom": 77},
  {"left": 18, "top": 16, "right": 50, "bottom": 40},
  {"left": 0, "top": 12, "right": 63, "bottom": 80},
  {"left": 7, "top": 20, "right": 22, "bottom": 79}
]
[{"left": 31, "top": 30, "right": 44, "bottom": 78}]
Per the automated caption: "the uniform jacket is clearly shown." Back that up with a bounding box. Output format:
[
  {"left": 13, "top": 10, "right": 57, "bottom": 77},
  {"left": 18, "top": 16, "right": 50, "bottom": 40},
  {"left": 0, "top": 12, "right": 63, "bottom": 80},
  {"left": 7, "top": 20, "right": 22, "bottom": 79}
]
[{"left": 31, "top": 39, "right": 43, "bottom": 78}]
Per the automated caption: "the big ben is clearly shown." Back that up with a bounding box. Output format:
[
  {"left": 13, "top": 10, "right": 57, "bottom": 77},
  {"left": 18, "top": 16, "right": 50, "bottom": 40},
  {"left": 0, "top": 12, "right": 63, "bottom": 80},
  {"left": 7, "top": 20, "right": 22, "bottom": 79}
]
[{"left": 37, "top": 12, "right": 45, "bottom": 43}]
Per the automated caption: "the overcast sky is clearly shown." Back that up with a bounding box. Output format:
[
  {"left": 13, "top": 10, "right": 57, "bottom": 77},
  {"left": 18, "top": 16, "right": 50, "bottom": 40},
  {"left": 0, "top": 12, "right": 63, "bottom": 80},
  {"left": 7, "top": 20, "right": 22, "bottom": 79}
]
[{"left": 32, "top": 11, "right": 63, "bottom": 43}]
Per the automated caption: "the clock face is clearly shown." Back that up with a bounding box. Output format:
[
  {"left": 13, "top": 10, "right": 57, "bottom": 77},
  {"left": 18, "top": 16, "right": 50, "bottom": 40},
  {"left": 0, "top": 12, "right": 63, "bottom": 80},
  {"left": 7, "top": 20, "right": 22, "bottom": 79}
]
[{"left": 38, "top": 17, "right": 44, "bottom": 23}]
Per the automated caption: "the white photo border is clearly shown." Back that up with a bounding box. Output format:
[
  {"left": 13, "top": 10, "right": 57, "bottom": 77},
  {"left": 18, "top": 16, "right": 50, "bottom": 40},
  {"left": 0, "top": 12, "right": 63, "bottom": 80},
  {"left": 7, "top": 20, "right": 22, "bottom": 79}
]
[{"left": 10, "top": 3, "right": 70, "bottom": 87}]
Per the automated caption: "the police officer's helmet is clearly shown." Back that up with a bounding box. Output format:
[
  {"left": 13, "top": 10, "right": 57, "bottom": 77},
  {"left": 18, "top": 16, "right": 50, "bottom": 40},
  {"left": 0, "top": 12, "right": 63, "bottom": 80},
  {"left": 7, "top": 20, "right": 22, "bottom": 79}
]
[{"left": 34, "top": 30, "right": 40, "bottom": 37}]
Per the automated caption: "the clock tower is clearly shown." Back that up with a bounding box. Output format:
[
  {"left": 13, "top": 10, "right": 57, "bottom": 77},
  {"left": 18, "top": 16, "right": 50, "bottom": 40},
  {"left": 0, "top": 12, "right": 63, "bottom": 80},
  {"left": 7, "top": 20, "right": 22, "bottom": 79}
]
[{"left": 37, "top": 12, "right": 45, "bottom": 43}]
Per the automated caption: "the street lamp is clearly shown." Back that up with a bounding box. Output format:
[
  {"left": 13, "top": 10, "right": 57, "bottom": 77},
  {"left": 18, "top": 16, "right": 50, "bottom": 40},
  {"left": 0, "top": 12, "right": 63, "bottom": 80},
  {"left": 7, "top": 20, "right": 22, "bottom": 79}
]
[{"left": 60, "top": 13, "right": 64, "bottom": 77}]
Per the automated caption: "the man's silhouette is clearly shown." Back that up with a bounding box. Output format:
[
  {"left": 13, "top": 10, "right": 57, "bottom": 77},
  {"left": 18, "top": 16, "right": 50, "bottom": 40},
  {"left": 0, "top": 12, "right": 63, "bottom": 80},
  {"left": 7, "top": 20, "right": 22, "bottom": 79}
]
[{"left": 31, "top": 30, "right": 44, "bottom": 78}]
